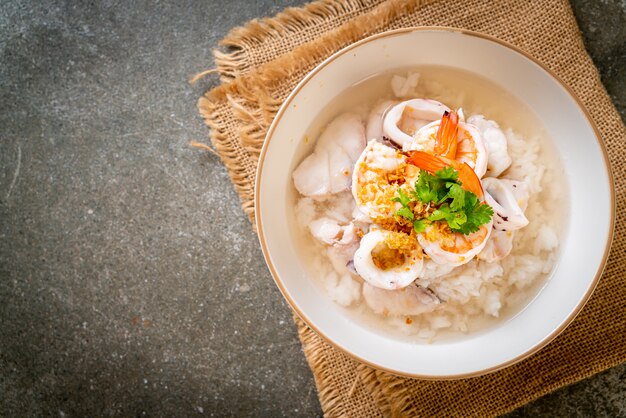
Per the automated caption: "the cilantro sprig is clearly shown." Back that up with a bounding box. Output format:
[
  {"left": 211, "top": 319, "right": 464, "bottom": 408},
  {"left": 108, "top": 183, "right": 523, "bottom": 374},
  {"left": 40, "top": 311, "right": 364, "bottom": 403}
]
[{"left": 392, "top": 167, "right": 493, "bottom": 235}]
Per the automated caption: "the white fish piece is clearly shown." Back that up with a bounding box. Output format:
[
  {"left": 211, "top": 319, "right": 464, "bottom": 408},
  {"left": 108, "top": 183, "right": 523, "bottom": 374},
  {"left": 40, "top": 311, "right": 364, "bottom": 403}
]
[
  {"left": 309, "top": 217, "right": 350, "bottom": 245},
  {"left": 292, "top": 152, "right": 331, "bottom": 197},
  {"left": 366, "top": 100, "right": 397, "bottom": 141},
  {"left": 327, "top": 239, "right": 360, "bottom": 275},
  {"left": 467, "top": 115, "right": 512, "bottom": 177},
  {"left": 327, "top": 147, "right": 354, "bottom": 194},
  {"left": 483, "top": 177, "right": 529, "bottom": 231},
  {"left": 320, "top": 113, "right": 366, "bottom": 161},
  {"left": 325, "top": 190, "right": 357, "bottom": 224},
  {"left": 383, "top": 99, "right": 450, "bottom": 147},
  {"left": 293, "top": 113, "right": 366, "bottom": 198},
  {"left": 309, "top": 217, "right": 344, "bottom": 245},
  {"left": 353, "top": 229, "right": 423, "bottom": 290},
  {"left": 363, "top": 283, "right": 439, "bottom": 316}
]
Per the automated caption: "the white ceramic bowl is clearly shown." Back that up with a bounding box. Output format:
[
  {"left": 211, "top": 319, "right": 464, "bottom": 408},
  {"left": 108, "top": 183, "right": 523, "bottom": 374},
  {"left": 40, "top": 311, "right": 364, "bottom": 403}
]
[{"left": 256, "top": 28, "right": 614, "bottom": 378}]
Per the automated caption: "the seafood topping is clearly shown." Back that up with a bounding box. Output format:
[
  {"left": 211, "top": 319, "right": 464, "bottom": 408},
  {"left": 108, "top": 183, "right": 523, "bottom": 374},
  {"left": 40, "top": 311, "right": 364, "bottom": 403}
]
[
  {"left": 383, "top": 99, "right": 450, "bottom": 148},
  {"left": 354, "top": 230, "right": 423, "bottom": 290},
  {"left": 295, "top": 92, "right": 538, "bottom": 318},
  {"left": 482, "top": 177, "right": 529, "bottom": 231},
  {"left": 467, "top": 115, "right": 512, "bottom": 177},
  {"left": 293, "top": 113, "right": 366, "bottom": 198}
]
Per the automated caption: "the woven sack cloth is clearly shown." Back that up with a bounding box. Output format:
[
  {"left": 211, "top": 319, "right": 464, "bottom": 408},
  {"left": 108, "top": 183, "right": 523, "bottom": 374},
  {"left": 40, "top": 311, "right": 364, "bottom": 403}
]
[{"left": 198, "top": 0, "right": 626, "bottom": 416}]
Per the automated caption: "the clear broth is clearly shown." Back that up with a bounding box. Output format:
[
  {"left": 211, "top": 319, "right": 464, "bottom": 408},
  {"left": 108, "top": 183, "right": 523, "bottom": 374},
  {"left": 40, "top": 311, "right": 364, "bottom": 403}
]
[{"left": 287, "top": 65, "right": 569, "bottom": 342}]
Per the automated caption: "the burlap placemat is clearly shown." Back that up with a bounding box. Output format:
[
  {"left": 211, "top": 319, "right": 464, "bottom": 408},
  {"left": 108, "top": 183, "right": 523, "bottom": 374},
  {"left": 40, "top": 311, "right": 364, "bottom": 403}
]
[{"left": 198, "top": 0, "right": 625, "bottom": 416}]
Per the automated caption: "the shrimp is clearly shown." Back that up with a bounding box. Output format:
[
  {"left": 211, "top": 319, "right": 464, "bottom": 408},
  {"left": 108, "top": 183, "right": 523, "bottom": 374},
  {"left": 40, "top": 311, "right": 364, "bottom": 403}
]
[
  {"left": 351, "top": 140, "right": 409, "bottom": 219},
  {"left": 382, "top": 99, "right": 450, "bottom": 147},
  {"left": 417, "top": 221, "right": 492, "bottom": 266},
  {"left": 293, "top": 113, "right": 366, "bottom": 198},
  {"left": 406, "top": 151, "right": 484, "bottom": 198},
  {"left": 404, "top": 151, "right": 493, "bottom": 265},
  {"left": 467, "top": 115, "right": 512, "bottom": 177},
  {"left": 366, "top": 100, "right": 397, "bottom": 141},
  {"left": 482, "top": 178, "right": 529, "bottom": 231},
  {"left": 406, "top": 111, "right": 488, "bottom": 178},
  {"left": 362, "top": 283, "right": 439, "bottom": 316},
  {"left": 353, "top": 229, "right": 423, "bottom": 290}
]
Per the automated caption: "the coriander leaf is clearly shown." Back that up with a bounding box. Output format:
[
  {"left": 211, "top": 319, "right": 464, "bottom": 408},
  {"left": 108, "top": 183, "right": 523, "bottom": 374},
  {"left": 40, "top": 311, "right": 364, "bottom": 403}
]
[
  {"left": 435, "top": 166, "right": 458, "bottom": 182},
  {"left": 392, "top": 166, "right": 493, "bottom": 235},
  {"left": 445, "top": 183, "right": 466, "bottom": 211},
  {"left": 429, "top": 205, "right": 467, "bottom": 230},
  {"left": 457, "top": 222, "right": 479, "bottom": 235},
  {"left": 448, "top": 211, "right": 468, "bottom": 230},
  {"left": 474, "top": 202, "right": 494, "bottom": 221},
  {"left": 392, "top": 188, "right": 411, "bottom": 206},
  {"left": 456, "top": 199, "right": 494, "bottom": 235},
  {"left": 428, "top": 206, "right": 450, "bottom": 222},
  {"left": 413, "top": 219, "right": 427, "bottom": 233},
  {"left": 464, "top": 192, "right": 479, "bottom": 211},
  {"left": 395, "top": 206, "right": 415, "bottom": 220},
  {"left": 414, "top": 171, "right": 440, "bottom": 203},
  {"left": 467, "top": 202, "right": 494, "bottom": 227}
]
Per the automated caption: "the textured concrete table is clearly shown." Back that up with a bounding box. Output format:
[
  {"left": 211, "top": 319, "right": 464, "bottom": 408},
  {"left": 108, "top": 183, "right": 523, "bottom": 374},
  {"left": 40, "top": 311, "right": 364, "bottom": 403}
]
[{"left": 0, "top": 1, "right": 624, "bottom": 416}]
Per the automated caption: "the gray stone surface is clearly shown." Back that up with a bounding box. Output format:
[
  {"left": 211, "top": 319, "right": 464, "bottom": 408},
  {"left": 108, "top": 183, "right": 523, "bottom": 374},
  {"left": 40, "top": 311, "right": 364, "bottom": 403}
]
[{"left": 0, "top": 1, "right": 623, "bottom": 417}]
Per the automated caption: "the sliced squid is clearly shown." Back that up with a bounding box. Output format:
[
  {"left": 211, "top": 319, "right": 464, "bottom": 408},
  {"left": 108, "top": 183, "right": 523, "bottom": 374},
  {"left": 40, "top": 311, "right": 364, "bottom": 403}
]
[
  {"left": 362, "top": 283, "right": 439, "bottom": 316},
  {"left": 382, "top": 99, "right": 450, "bottom": 147},
  {"left": 352, "top": 140, "right": 406, "bottom": 220},
  {"left": 353, "top": 229, "right": 423, "bottom": 290},
  {"left": 478, "top": 230, "right": 515, "bottom": 263},
  {"left": 292, "top": 113, "right": 366, "bottom": 198},
  {"left": 467, "top": 115, "right": 512, "bottom": 177},
  {"left": 483, "top": 178, "right": 529, "bottom": 231},
  {"left": 479, "top": 179, "right": 530, "bottom": 262}
]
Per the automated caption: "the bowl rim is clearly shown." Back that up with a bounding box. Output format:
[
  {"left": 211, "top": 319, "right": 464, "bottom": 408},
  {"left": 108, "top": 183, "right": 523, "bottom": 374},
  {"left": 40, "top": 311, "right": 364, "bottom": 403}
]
[{"left": 254, "top": 26, "right": 616, "bottom": 379}]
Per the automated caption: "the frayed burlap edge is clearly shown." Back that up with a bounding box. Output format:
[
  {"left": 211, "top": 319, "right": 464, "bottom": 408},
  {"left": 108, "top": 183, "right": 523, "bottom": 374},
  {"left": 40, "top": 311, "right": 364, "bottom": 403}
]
[
  {"left": 214, "top": 0, "right": 386, "bottom": 82},
  {"left": 198, "top": 0, "right": 436, "bottom": 224},
  {"left": 198, "top": 0, "right": 626, "bottom": 416}
]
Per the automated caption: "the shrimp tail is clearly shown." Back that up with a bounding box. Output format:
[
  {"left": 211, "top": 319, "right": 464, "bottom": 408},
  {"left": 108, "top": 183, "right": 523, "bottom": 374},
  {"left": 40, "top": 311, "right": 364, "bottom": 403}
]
[
  {"left": 406, "top": 151, "right": 484, "bottom": 199},
  {"left": 434, "top": 110, "right": 458, "bottom": 159}
]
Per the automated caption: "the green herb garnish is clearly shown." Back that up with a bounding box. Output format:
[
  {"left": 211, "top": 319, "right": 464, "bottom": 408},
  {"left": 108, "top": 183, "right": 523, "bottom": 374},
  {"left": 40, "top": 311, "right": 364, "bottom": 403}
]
[{"left": 393, "top": 167, "right": 493, "bottom": 235}]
